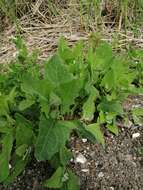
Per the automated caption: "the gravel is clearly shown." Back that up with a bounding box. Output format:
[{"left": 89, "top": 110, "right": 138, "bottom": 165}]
[{"left": 70, "top": 124, "right": 143, "bottom": 190}]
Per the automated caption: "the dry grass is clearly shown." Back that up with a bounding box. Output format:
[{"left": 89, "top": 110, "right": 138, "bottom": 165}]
[{"left": 0, "top": 0, "right": 143, "bottom": 64}]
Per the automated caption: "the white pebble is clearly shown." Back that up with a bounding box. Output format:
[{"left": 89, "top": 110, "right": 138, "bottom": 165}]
[
  {"left": 9, "top": 164, "right": 12, "bottom": 169},
  {"left": 81, "top": 169, "right": 89, "bottom": 173},
  {"left": 132, "top": 133, "right": 140, "bottom": 139},
  {"left": 75, "top": 153, "right": 87, "bottom": 164},
  {"left": 82, "top": 138, "right": 87, "bottom": 143},
  {"left": 70, "top": 158, "right": 74, "bottom": 162},
  {"left": 98, "top": 172, "right": 104, "bottom": 178}
]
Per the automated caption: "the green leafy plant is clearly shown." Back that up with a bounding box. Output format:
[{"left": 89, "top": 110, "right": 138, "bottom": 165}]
[
  {"left": 131, "top": 107, "right": 143, "bottom": 126},
  {"left": 0, "top": 36, "right": 140, "bottom": 189},
  {"left": 128, "top": 48, "right": 143, "bottom": 87}
]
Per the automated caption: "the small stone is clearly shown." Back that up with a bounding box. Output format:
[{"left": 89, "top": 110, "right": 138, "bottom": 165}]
[
  {"left": 81, "top": 169, "right": 89, "bottom": 173},
  {"left": 132, "top": 133, "right": 140, "bottom": 139},
  {"left": 70, "top": 158, "right": 74, "bottom": 162},
  {"left": 82, "top": 138, "right": 87, "bottom": 143},
  {"left": 83, "top": 150, "right": 87, "bottom": 154},
  {"left": 127, "top": 120, "right": 133, "bottom": 128},
  {"left": 13, "top": 52, "right": 17, "bottom": 58},
  {"left": 90, "top": 151, "right": 96, "bottom": 159},
  {"left": 9, "top": 164, "right": 12, "bottom": 169},
  {"left": 98, "top": 172, "right": 104, "bottom": 178},
  {"left": 125, "top": 154, "right": 133, "bottom": 161},
  {"left": 75, "top": 153, "right": 87, "bottom": 164},
  {"left": 110, "top": 187, "right": 114, "bottom": 190}
]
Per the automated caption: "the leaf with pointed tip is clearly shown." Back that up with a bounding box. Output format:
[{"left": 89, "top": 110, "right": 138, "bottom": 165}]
[
  {"left": 21, "top": 75, "right": 52, "bottom": 101},
  {"left": 45, "top": 54, "right": 74, "bottom": 86},
  {"left": 98, "top": 98, "right": 123, "bottom": 115},
  {"left": 86, "top": 123, "right": 105, "bottom": 147},
  {"left": 0, "top": 132, "right": 13, "bottom": 182},
  {"left": 93, "top": 42, "right": 113, "bottom": 71},
  {"left": 15, "top": 114, "right": 34, "bottom": 147},
  {"left": 67, "top": 170, "right": 79, "bottom": 190},
  {"left": 35, "top": 117, "right": 76, "bottom": 161},
  {"left": 106, "top": 124, "right": 119, "bottom": 136},
  {"left": 58, "top": 38, "right": 74, "bottom": 62},
  {"left": 4, "top": 155, "right": 30, "bottom": 184},
  {"left": 44, "top": 167, "right": 64, "bottom": 188},
  {"left": 0, "top": 95, "right": 9, "bottom": 117},
  {"left": 82, "top": 86, "right": 99, "bottom": 121},
  {"left": 75, "top": 121, "right": 96, "bottom": 143},
  {"left": 101, "top": 69, "right": 115, "bottom": 90},
  {"left": 57, "top": 79, "right": 82, "bottom": 114},
  {"left": 19, "top": 98, "right": 35, "bottom": 111},
  {"left": 132, "top": 107, "right": 143, "bottom": 126},
  {"left": 60, "top": 147, "right": 72, "bottom": 166}
]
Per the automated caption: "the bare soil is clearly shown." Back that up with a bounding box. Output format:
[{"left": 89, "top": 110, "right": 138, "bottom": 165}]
[{"left": 71, "top": 125, "right": 143, "bottom": 190}]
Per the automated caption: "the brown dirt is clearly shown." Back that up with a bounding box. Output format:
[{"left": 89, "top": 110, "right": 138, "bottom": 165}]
[{"left": 71, "top": 126, "right": 143, "bottom": 190}]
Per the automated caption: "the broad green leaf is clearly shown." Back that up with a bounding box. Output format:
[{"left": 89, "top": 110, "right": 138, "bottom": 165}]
[
  {"left": 60, "top": 147, "right": 72, "bottom": 166},
  {"left": 97, "top": 111, "right": 106, "bottom": 124},
  {"left": 16, "top": 144, "right": 28, "bottom": 157},
  {"left": 132, "top": 107, "right": 143, "bottom": 116},
  {"left": 82, "top": 86, "right": 99, "bottom": 121},
  {"left": 49, "top": 92, "right": 61, "bottom": 106},
  {"left": 105, "top": 112, "right": 117, "bottom": 124},
  {"left": 0, "top": 118, "right": 12, "bottom": 134},
  {"left": 67, "top": 170, "right": 79, "bottom": 190},
  {"left": 76, "top": 121, "right": 96, "bottom": 143},
  {"left": 4, "top": 155, "right": 30, "bottom": 184},
  {"left": 112, "top": 58, "right": 135, "bottom": 88},
  {"left": 39, "top": 99, "right": 49, "bottom": 118},
  {"left": 45, "top": 54, "right": 74, "bottom": 86},
  {"left": 94, "top": 42, "right": 113, "bottom": 71},
  {"left": 0, "top": 74, "right": 6, "bottom": 83},
  {"left": 21, "top": 75, "right": 52, "bottom": 101},
  {"left": 72, "top": 41, "right": 84, "bottom": 60},
  {"left": 86, "top": 123, "right": 105, "bottom": 147},
  {"left": 0, "top": 95, "right": 9, "bottom": 117},
  {"left": 19, "top": 98, "right": 35, "bottom": 111},
  {"left": 58, "top": 120, "right": 77, "bottom": 129},
  {"left": 49, "top": 153, "right": 61, "bottom": 169},
  {"left": 58, "top": 38, "right": 83, "bottom": 64},
  {"left": 44, "top": 167, "right": 64, "bottom": 188},
  {"left": 98, "top": 98, "right": 123, "bottom": 115},
  {"left": 57, "top": 79, "right": 81, "bottom": 114},
  {"left": 106, "top": 123, "right": 119, "bottom": 136},
  {"left": 101, "top": 69, "right": 115, "bottom": 90},
  {"left": 58, "top": 38, "right": 74, "bottom": 62},
  {"left": 35, "top": 117, "right": 75, "bottom": 161},
  {"left": 0, "top": 132, "right": 13, "bottom": 182},
  {"left": 15, "top": 114, "right": 34, "bottom": 147},
  {"left": 6, "top": 87, "right": 17, "bottom": 104},
  {"left": 132, "top": 107, "right": 143, "bottom": 126}
]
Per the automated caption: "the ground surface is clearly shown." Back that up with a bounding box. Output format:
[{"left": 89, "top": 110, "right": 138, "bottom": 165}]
[
  {"left": 71, "top": 126, "right": 143, "bottom": 190},
  {"left": 0, "top": 97, "right": 143, "bottom": 190}
]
